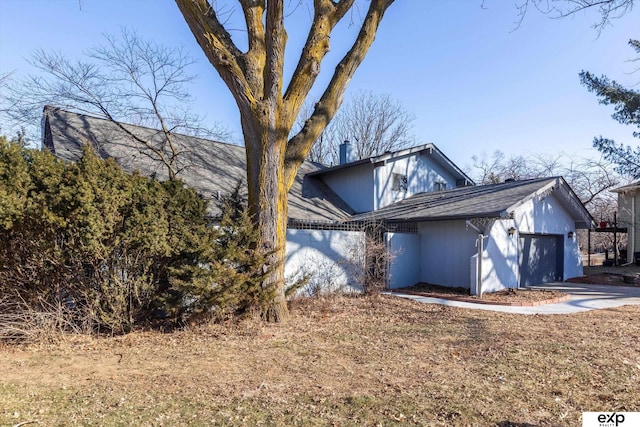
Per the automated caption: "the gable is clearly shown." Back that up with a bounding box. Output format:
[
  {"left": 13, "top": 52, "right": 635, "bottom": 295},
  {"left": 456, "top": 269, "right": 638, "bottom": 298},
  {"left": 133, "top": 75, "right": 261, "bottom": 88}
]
[
  {"left": 307, "top": 143, "right": 474, "bottom": 212},
  {"left": 512, "top": 191, "right": 581, "bottom": 234},
  {"left": 373, "top": 150, "right": 465, "bottom": 210}
]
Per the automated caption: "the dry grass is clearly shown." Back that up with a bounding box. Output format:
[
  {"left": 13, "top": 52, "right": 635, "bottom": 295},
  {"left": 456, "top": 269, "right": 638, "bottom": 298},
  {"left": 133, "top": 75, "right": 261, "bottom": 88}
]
[
  {"left": 0, "top": 297, "right": 87, "bottom": 343},
  {"left": 1, "top": 295, "right": 639, "bottom": 426}
]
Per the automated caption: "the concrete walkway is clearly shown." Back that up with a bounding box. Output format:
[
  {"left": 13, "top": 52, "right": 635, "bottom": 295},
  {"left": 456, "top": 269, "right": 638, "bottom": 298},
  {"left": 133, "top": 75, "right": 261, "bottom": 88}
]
[{"left": 386, "top": 282, "right": 640, "bottom": 314}]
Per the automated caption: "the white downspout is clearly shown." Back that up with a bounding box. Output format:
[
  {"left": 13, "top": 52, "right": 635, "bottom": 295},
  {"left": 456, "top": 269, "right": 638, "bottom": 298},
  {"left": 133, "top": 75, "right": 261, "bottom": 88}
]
[
  {"left": 476, "top": 235, "right": 484, "bottom": 297},
  {"left": 467, "top": 221, "right": 488, "bottom": 297}
]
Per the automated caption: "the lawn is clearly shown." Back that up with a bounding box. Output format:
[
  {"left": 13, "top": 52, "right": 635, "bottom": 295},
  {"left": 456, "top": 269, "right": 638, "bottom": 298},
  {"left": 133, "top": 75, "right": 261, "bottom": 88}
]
[{"left": 1, "top": 295, "right": 639, "bottom": 426}]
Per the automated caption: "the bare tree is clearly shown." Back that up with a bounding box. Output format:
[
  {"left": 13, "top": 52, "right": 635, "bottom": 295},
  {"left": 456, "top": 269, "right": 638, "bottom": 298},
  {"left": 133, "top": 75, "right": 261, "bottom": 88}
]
[
  {"left": 471, "top": 150, "right": 621, "bottom": 204},
  {"left": 176, "top": 0, "right": 395, "bottom": 321},
  {"left": 0, "top": 72, "right": 17, "bottom": 126},
  {"left": 514, "top": 0, "right": 635, "bottom": 32},
  {"left": 302, "top": 91, "right": 415, "bottom": 165},
  {"left": 471, "top": 150, "right": 544, "bottom": 184},
  {"left": 307, "top": 90, "right": 415, "bottom": 164},
  {"left": 2, "top": 29, "right": 227, "bottom": 179}
]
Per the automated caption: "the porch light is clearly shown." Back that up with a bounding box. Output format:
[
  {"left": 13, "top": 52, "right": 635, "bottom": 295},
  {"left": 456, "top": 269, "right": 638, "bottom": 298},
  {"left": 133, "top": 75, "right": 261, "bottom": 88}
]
[
  {"left": 567, "top": 231, "right": 575, "bottom": 239},
  {"left": 508, "top": 227, "right": 517, "bottom": 236}
]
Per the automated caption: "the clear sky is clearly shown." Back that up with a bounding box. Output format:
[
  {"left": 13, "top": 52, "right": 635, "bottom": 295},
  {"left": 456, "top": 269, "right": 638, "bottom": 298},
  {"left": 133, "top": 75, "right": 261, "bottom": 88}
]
[{"left": 0, "top": 0, "right": 638, "bottom": 171}]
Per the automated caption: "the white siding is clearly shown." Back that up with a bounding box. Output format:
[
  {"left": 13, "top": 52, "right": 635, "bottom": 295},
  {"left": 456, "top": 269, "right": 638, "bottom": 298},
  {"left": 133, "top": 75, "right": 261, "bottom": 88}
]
[
  {"left": 385, "top": 194, "right": 584, "bottom": 294},
  {"left": 617, "top": 192, "right": 639, "bottom": 262},
  {"left": 386, "top": 232, "right": 421, "bottom": 289},
  {"left": 285, "top": 229, "right": 365, "bottom": 294},
  {"left": 618, "top": 192, "right": 633, "bottom": 227},
  {"left": 374, "top": 153, "right": 458, "bottom": 210},
  {"left": 320, "top": 164, "right": 374, "bottom": 213},
  {"left": 480, "top": 220, "right": 519, "bottom": 293},
  {"left": 418, "top": 220, "right": 478, "bottom": 289},
  {"left": 512, "top": 193, "right": 583, "bottom": 281}
]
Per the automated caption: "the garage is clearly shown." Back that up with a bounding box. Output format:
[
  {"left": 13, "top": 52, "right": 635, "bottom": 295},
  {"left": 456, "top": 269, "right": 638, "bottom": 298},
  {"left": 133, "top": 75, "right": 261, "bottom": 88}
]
[{"left": 518, "top": 234, "right": 563, "bottom": 287}]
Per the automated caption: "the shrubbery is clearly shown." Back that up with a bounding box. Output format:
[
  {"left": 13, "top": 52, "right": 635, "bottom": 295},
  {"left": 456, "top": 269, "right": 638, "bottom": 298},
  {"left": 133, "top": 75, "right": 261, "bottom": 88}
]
[{"left": 0, "top": 136, "right": 272, "bottom": 335}]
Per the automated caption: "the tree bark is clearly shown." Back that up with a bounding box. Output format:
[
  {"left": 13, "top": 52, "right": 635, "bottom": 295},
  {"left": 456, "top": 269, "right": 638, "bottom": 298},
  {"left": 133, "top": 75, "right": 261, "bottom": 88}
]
[
  {"left": 241, "top": 108, "right": 289, "bottom": 322},
  {"left": 175, "top": 0, "right": 395, "bottom": 322}
]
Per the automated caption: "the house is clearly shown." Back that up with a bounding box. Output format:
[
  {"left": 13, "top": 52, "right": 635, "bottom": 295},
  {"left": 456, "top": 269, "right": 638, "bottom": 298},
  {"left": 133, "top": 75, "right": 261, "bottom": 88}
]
[
  {"left": 42, "top": 106, "right": 593, "bottom": 294},
  {"left": 612, "top": 181, "right": 640, "bottom": 263},
  {"left": 42, "top": 106, "right": 363, "bottom": 293},
  {"left": 349, "top": 176, "right": 591, "bottom": 293}
]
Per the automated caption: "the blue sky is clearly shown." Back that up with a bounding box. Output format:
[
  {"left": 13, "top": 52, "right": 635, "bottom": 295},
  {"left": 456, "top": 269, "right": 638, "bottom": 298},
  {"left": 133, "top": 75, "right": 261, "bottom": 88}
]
[{"left": 0, "top": 0, "right": 638, "bottom": 170}]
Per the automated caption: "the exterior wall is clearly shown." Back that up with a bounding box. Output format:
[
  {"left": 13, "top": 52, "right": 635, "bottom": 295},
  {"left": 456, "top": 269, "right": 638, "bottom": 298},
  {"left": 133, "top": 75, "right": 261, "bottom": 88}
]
[
  {"left": 285, "top": 228, "right": 365, "bottom": 294},
  {"left": 478, "top": 219, "right": 519, "bottom": 293},
  {"left": 386, "top": 232, "right": 421, "bottom": 288},
  {"left": 617, "top": 192, "right": 633, "bottom": 227},
  {"left": 320, "top": 163, "right": 375, "bottom": 213},
  {"left": 387, "top": 193, "right": 584, "bottom": 294},
  {"left": 617, "top": 191, "right": 639, "bottom": 262},
  {"left": 374, "top": 152, "right": 458, "bottom": 210},
  {"left": 512, "top": 193, "right": 583, "bottom": 281},
  {"left": 417, "top": 220, "right": 479, "bottom": 289}
]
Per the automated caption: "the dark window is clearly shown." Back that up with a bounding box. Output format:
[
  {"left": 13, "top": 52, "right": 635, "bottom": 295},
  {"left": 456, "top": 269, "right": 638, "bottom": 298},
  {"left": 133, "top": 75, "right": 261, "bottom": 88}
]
[
  {"left": 392, "top": 173, "right": 408, "bottom": 192},
  {"left": 434, "top": 181, "right": 446, "bottom": 191}
]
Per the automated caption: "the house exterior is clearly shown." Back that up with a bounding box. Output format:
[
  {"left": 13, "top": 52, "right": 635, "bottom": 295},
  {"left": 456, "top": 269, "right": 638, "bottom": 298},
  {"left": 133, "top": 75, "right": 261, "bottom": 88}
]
[
  {"left": 612, "top": 181, "right": 640, "bottom": 263},
  {"left": 42, "top": 106, "right": 593, "bottom": 294},
  {"left": 349, "top": 177, "right": 591, "bottom": 293}
]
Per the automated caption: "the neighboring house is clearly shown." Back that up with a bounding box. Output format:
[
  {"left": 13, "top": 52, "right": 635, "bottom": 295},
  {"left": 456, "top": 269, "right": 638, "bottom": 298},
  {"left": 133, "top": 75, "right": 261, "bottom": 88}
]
[
  {"left": 612, "top": 181, "right": 640, "bottom": 263},
  {"left": 42, "top": 106, "right": 593, "bottom": 294}
]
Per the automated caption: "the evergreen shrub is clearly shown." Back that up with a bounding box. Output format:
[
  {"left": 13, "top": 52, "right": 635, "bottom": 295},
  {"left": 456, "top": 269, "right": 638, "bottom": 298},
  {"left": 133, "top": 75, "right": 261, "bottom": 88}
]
[{"left": 0, "top": 137, "right": 272, "bottom": 334}]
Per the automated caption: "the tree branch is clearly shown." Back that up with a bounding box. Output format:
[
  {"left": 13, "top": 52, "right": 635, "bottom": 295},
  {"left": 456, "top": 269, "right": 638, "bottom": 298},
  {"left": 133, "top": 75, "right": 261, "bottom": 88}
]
[
  {"left": 239, "top": 0, "right": 267, "bottom": 94},
  {"left": 514, "top": 0, "right": 635, "bottom": 33},
  {"left": 175, "top": 0, "right": 255, "bottom": 112},
  {"left": 284, "top": 0, "right": 394, "bottom": 186},
  {"left": 283, "top": 0, "right": 355, "bottom": 126},
  {"left": 264, "top": 0, "right": 286, "bottom": 104}
]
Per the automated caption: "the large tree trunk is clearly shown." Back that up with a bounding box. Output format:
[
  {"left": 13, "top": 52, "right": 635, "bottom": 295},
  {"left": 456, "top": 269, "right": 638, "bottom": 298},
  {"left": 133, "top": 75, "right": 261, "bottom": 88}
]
[
  {"left": 241, "top": 111, "right": 289, "bottom": 322},
  {"left": 175, "top": 0, "right": 395, "bottom": 322}
]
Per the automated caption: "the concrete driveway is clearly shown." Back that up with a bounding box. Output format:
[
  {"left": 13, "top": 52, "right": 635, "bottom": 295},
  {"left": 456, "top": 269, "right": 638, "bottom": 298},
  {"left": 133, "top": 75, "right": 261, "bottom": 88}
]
[{"left": 387, "top": 282, "right": 640, "bottom": 315}]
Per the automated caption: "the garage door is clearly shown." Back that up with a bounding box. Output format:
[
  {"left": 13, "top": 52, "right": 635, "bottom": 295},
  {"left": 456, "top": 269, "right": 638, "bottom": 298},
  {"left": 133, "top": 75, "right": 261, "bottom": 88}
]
[{"left": 518, "top": 234, "right": 563, "bottom": 287}]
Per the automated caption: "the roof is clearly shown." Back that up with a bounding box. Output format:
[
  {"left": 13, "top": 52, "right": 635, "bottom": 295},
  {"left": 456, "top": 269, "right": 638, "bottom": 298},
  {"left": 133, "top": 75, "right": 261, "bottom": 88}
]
[
  {"left": 350, "top": 176, "right": 594, "bottom": 228},
  {"left": 611, "top": 181, "right": 640, "bottom": 193},
  {"left": 42, "top": 106, "right": 353, "bottom": 222},
  {"left": 308, "top": 143, "right": 475, "bottom": 186}
]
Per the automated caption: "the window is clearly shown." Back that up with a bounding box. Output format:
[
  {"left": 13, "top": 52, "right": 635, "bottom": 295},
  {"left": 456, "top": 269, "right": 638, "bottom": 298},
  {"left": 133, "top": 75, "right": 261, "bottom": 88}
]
[
  {"left": 434, "top": 181, "right": 446, "bottom": 191},
  {"left": 392, "top": 173, "right": 408, "bottom": 192}
]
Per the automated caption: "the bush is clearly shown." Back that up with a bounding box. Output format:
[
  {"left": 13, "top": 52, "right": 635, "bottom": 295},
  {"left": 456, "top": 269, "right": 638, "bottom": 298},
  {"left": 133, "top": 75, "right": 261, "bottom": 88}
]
[
  {"left": 0, "top": 137, "right": 272, "bottom": 334},
  {"left": 168, "top": 185, "right": 277, "bottom": 322}
]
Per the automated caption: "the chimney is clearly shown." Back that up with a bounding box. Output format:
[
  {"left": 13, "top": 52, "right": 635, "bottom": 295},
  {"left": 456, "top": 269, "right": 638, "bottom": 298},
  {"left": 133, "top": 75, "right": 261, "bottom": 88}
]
[{"left": 339, "top": 140, "right": 354, "bottom": 165}]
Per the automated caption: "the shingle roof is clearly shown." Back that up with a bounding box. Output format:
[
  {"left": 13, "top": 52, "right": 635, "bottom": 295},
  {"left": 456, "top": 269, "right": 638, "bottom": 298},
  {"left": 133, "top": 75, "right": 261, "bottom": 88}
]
[
  {"left": 350, "top": 176, "right": 593, "bottom": 228},
  {"left": 42, "top": 106, "right": 353, "bottom": 222},
  {"left": 42, "top": 106, "right": 593, "bottom": 229}
]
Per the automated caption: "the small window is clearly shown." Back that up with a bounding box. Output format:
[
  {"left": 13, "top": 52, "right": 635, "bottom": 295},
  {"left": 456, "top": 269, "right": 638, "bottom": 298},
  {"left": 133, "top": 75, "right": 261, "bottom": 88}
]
[
  {"left": 392, "top": 173, "right": 408, "bottom": 192},
  {"left": 434, "top": 181, "right": 446, "bottom": 191}
]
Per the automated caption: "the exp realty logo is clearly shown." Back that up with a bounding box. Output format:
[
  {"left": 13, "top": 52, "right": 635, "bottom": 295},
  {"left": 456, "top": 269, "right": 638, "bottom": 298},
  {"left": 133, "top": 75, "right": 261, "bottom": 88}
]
[{"left": 583, "top": 412, "right": 639, "bottom": 427}]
